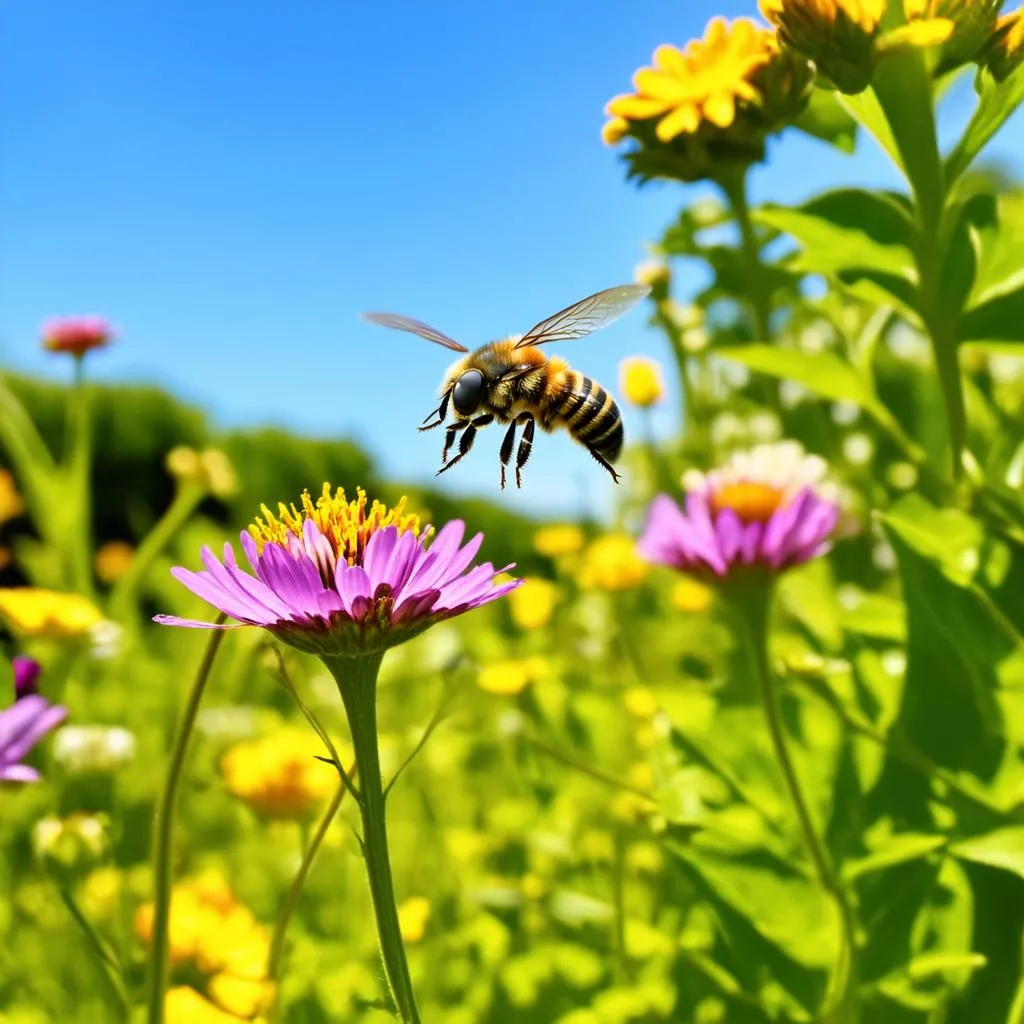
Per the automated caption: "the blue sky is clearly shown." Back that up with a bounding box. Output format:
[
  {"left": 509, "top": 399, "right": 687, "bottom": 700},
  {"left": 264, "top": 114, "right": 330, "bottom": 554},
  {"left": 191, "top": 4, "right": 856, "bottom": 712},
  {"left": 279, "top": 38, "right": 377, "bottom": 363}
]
[{"left": 1, "top": 1, "right": 1019, "bottom": 518}]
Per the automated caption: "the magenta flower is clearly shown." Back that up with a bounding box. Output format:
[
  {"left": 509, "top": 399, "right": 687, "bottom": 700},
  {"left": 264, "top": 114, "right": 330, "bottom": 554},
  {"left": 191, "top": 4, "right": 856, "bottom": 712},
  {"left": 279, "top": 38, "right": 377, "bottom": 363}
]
[
  {"left": 41, "top": 315, "right": 114, "bottom": 358},
  {"left": 13, "top": 656, "right": 41, "bottom": 699},
  {"left": 156, "top": 484, "right": 520, "bottom": 655},
  {"left": 640, "top": 442, "right": 839, "bottom": 580},
  {"left": 0, "top": 695, "right": 67, "bottom": 782}
]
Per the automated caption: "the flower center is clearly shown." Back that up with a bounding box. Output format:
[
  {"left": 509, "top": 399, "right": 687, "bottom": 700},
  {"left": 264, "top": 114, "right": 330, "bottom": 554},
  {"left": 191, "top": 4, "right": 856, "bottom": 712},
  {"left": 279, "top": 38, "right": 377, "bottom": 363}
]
[
  {"left": 710, "top": 481, "right": 785, "bottom": 523},
  {"left": 248, "top": 484, "right": 421, "bottom": 565}
]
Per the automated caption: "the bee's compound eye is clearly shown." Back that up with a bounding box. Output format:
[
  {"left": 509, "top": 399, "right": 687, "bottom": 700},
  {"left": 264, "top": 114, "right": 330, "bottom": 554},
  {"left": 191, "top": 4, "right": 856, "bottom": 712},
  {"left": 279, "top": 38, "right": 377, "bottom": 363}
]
[{"left": 452, "top": 369, "right": 485, "bottom": 415}]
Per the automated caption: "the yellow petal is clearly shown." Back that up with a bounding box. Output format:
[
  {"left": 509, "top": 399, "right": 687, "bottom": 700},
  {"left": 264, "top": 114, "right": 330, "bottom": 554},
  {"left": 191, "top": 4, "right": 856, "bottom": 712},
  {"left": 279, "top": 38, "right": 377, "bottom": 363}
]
[
  {"left": 633, "top": 67, "right": 692, "bottom": 101},
  {"left": 652, "top": 44, "right": 688, "bottom": 75},
  {"left": 601, "top": 117, "right": 629, "bottom": 145},
  {"left": 606, "top": 94, "right": 673, "bottom": 119},
  {"left": 655, "top": 103, "right": 701, "bottom": 141},
  {"left": 703, "top": 91, "right": 737, "bottom": 128},
  {"left": 880, "top": 16, "right": 954, "bottom": 51}
]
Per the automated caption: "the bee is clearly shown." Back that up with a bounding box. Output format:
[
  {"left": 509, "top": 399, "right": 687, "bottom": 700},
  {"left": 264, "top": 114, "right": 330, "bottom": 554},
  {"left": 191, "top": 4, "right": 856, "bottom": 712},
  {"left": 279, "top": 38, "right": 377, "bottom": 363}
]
[{"left": 361, "top": 284, "right": 649, "bottom": 489}]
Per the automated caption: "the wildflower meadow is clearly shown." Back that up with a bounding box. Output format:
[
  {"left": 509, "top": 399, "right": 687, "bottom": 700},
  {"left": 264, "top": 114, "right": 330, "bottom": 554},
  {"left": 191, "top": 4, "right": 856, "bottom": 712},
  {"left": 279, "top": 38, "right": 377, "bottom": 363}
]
[{"left": 3, "top": 2, "right": 1024, "bottom": 1023}]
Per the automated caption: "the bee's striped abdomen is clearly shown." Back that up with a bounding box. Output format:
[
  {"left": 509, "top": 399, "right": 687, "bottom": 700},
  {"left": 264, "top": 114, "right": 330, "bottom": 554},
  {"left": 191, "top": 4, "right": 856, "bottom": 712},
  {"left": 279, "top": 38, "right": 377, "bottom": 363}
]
[{"left": 548, "top": 370, "right": 624, "bottom": 463}]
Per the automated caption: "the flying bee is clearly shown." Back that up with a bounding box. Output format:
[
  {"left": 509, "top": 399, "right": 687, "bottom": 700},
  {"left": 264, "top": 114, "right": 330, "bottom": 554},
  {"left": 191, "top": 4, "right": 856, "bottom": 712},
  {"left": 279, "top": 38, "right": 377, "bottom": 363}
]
[{"left": 361, "top": 284, "right": 650, "bottom": 489}]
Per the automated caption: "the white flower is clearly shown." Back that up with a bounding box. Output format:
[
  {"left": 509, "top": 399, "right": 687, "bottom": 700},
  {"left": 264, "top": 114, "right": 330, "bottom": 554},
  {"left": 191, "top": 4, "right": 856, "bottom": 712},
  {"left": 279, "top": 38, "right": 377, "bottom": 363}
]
[
  {"left": 53, "top": 725, "right": 136, "bottom": 774},
  {"left": 88, "top": 620, "right": 123, "bottom": 661},
  {"left": 684, "top": 441, "right": 838, "bottom": 503},
  {"left": 830, "top": 401, "right": 860, "bottom": 426},
  {"left": 842, "top": 433, "right": 874, "bottom": 466}
]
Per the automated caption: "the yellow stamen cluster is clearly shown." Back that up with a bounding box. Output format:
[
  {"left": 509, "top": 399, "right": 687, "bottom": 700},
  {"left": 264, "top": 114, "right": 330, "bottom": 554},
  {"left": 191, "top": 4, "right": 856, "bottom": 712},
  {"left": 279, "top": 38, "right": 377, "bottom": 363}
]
[
  {"left": 710, "top": 481, "right": 786, "bottom": 523},
  {"left": 249, "top": 484, "right": 420, "bottom": 565}
]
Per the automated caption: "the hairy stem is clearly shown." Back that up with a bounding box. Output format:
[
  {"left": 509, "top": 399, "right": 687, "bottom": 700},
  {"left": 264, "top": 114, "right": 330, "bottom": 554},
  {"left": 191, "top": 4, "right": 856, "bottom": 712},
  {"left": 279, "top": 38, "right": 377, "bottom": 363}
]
[{"left": 325, "top": 652, "right": 421, "bottom": 1024}]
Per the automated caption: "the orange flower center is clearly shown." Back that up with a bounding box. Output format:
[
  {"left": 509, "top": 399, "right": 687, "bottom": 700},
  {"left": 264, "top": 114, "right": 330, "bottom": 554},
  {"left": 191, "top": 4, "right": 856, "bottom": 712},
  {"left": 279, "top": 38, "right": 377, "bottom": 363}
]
[{"left": 710, "top": 481, "right": 785, "bottom": 522}]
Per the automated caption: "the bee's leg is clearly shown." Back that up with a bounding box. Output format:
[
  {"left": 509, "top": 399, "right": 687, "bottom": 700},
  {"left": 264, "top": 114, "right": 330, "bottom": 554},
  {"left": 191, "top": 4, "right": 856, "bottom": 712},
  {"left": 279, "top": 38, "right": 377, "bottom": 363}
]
[
  {"left": 499, "top": 420, "right": 518, "bottom": 491},
  {"left": 420, "top": 391, "right": 452, "bottom": 432},
  {"left": 441, "top": 420, "right": 470, "bottom": 463},
  {"left": 514, "top": 414, "right": 535, "bottom": 489},
  {"left": 587, "top": 447, "right": 621, "bottom": 484},
  {"left": 436, "top": 423, "right": 480, "bottom": 477}
]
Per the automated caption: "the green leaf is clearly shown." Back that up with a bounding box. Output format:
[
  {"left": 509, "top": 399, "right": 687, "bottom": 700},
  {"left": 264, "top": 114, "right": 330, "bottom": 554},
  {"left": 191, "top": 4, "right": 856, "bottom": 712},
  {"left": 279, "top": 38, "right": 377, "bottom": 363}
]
[
  {"left": 837, "top": 88, "right": 903, "bottom": 177},
  {"left": 843, "top": 833, "right": 947, "bottom": 882},
  {"left": 792, "top": 89, "right": 859, "bottom": 153},
  {"left": 959, "top": 281, "right": 1024, "bottom": 345},
  {"left": 839, "top": 592, "right": 907, "bottom": 642},
  {"left": 945, "top": 63, "right": 1024, "bottom": 186},
  {"left": 755, "top": 190, "right": 916, "bottom": 279},
  {"left": 952, "top": 827, "right": 1024, "bottom": 880},
  {"left": 936, "top": 194, "right": 985, "bottom": 322},
  {"left": 966, "top": 192, "right": 1024, "bottom": 309}
]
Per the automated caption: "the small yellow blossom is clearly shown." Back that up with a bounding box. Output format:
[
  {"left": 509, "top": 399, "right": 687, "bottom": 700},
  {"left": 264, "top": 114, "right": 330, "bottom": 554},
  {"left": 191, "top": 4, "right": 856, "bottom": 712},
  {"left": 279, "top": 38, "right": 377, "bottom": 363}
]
[
  {"left": 221, "top": 728, "right": 337, "bottom": 820},
  {"left": 606, "top": 19, "right": 778, "bottom": 141},
  {"left": 477, "top": 656, "right": 549, "bottom": 696},
  {"left": 398, "top": 896, "right": 431, "bottom": 943},
  {"left": 0, "top": 469, "right": 24, "bottom": 524},
  {"left": 670, "top": 578, "right": 714, "bottom": 614},
  {"left": 508, "top": 576, "right": 558, "bottom": 630},
  {"left": 533, "top": 524, "right": 585, "bottom": 558},
  {"left": 521, "top": 873, "right": 547, "bottom": 900},
  {"left": 580, "top": 534, "right": 649, "bottom": 591},
  {"left": 94, "top": 541, "right": 135, "bottom": 584},
  {"left": 165, "top": 987, "right": 242, "bottom": 1024},
  {"left": 166, "top": 447, "right": 239, "bottom": 499},
  {"left": 633, "top": 260, "right": 671, "bottom": 292},
  {"left": 619, "top": 356, "right": 665, "bottom": 409},
  {"left": 624, "top": 686, "right": 658, "bottom": 719},
  {"left": 986, "top": 6, "right": 1024, "bottom": 78},
  {"left": 0, "top": 588, "right": 103, "bottom": 639},
  {"left": 611, "top": 790, "right": 658, "bottom": 823},
  {"left": 208, "top": 973, "right": 275, "bottom": 1018},
  {"left": 628, "top": 762, "right": 655, "bottom": 792}
]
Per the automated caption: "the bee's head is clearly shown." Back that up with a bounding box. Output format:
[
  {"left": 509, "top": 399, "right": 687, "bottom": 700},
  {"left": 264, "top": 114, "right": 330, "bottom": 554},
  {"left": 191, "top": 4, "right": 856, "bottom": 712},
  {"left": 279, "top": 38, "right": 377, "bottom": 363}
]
[{"left": 451, "top": 368, "right": 486, "bottom": 416}]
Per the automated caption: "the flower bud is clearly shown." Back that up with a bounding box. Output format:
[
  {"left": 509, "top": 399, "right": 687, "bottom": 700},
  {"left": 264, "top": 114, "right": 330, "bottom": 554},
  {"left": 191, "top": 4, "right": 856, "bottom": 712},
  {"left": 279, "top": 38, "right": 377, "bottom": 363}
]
[
  {"left": 905, "top": 0, "right": 1003, "bottom": 71},
  {"left": 13, "top": 656, "right": 41, "bottom": 699},
  {"left": 633, "top": 259, "right": 671, "bottom": 298}
]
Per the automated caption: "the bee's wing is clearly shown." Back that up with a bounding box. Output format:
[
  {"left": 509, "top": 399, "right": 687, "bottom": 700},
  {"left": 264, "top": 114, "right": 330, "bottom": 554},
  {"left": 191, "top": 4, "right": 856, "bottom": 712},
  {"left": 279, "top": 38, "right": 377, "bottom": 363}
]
[
  {"left": 514, "top": 284, "right": 651, "bottom": 350},
  {"left": 361, "top": 312, "right": 469, "bottom": 352}
]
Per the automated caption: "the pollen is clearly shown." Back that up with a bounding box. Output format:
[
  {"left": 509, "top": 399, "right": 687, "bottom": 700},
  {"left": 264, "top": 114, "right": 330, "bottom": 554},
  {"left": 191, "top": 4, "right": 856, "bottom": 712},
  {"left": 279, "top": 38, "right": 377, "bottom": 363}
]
[
  {"left": 248, "top": 484, "right": 421, "bottom": 565},
  {"left": 710, "top": 481, "right": 785, "bottom": 522}
]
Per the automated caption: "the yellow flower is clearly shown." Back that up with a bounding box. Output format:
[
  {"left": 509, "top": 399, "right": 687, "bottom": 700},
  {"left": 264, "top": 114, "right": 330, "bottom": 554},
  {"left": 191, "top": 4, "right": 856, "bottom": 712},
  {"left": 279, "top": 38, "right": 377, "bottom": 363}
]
[
  {"left": 601, "top": 116, "right": 630, "bottom": 145},
  {"left": 508, "top": 576, "right": 558, "bottom": 630},
  {"left": 221, "top": 728, "right": 337, "bottom": 820},
  {"left": 0, "top": 469, "right": 23, "bottom": 524},
  {"left": 633, "top": 260, "right": 671, "bottom": 293},
  {"left": 166, "top": 987, "right": 243, "bottom": 1024},
  {"left": 905, "top": 0, "right": 1003, "bottom": 69},
  {"left": 477, "top": 656, "right": 549, "bottom": 696},
  {"left": 670, "top": 578, "right": 714, "bottom": 614},
  {"left": 166, "top": 447, "right": 239, "bottom": 499},
  {"left": 0, "top": 588, "right": 103, "bottom": 639},
  {"left": 208, "top": 974, "right": 275, "bottom": 1018},
  {"left": 398, "top": 896, "right": 431, "bottom": 943},
  {"left": 985, "top": 5, "right": 1024, "bottom": 77},
  {"left": 94, "top": 541, "right": 135, "bottom": 584},
  {"left": 619, "top": 356, "right": 665, "bottom": 409},
  {"left": 624, "top": 686, "right": 658, "bottom": 719},
  {"left": 763, "top": 0, "right": 955, "bottom": 90},
  {"left": 580, "top": 534, "right": 649, "bottom": 591},
  {"left": 533, "top": 524, "right": 585, "bottom": 558},
  {"left": 606, "top": 19, "right": 778, "bottom": 141}
]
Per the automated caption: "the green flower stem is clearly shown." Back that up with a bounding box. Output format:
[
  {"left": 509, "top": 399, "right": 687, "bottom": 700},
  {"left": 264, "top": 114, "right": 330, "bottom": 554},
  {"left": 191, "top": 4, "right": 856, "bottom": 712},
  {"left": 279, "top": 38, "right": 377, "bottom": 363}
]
[
  {"left": 653, "top": 305, "right": 706, "bottom": 453},
  {"left": 324, "top": 652, "right": 421, "bottom": 1024},
  {"left": 1008, "top": 943, "right": 1024, "bottom": 1024},
  {"left": 731, "top": 585, "right": 858, "bottom": 1022},
  {"left": 267, "top": 769, "right": 356, "bottom": 1004},
  {"left": 66, "top": 356, "right": 96, "bottom": 598},
  {"left": 59, "top": 887, "right": 131, "bottom": 1019},
  {"left": 525, "top": 735, "right": 652, "bottom": 801},
  {"left": 110, "top": 482, "right": 207, "bottom": 622},
  {"left": 146, "top": 616, "right": 228, "bottom": 1024}
]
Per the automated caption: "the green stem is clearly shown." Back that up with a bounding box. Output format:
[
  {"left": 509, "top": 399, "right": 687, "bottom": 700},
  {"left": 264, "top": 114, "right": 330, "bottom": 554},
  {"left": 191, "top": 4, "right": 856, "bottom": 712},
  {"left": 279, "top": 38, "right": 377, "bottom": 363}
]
[
  {"left": 1008, "top": 946, "right": 1024, "bottom": 1024},
  {"left": 59, "top": 887, "right": 131, "bottom": 1019},
  {"left": 67, "top": 356, "right": 95, "bottom": 597},
  {"left": 732, "top": 585, "right": 857, "bottom": 1022},
  {"left": 267, "top": 770, "right": 355, "bottom": 1003},
  {"left": 146, "top": 616, "right": 228, "bottom": 1024},
  {"left": 654, "top": 306, "right": 705, "bottom": 452},
  {"left": 325, "top": 652, "right": 421, "bottom": 1024},
  {"left": 525, "top": 736, "right": 652, "bottom": 801},
  {"left": 110, "top": 483, "right": 207, "bottom": 621}
]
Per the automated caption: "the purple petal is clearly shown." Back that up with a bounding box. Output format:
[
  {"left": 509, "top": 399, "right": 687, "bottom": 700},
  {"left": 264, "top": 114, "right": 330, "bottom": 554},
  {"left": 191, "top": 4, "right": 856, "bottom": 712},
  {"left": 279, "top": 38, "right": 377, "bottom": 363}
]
[
  {"left": 684, "top": 492, "right": 728, "bottom": 575},
  {"left": 393, "top": 590, "right": 440, "bottom": 622},
  {"left": 336, "top": 564, "right": 372, "bottom": 615},
  {"left": 761, "top": 490, "right": 813, "bottom": 568},
  {"left": 256, "top": 542, "right": 327, "bottom": 618},
  {"left": 0, "top": 763, "right": 41, "bottom": 782},
  {"left": 0, "top": 696, "right": 68, "bottom": 765},
  {"left": 384, "top": 530, "right": 423, "bottom": 596},
  {"left": 714, "top": 508, "right": 743, "bottom": 566},
  {"left": 739, "top": 521, "right": 762, "bottom": 564},
  {"left": 153, "top": 615, "right": 246, "bottom": 630},
  {"left": 169, "top": 567, "right": 270, "bottom": 625},
  {"left": 363, "top": 526, "right": 400, "bottom": 586},
  {"left": 403, "top": 521, "right": 470, "bottom": 592}
]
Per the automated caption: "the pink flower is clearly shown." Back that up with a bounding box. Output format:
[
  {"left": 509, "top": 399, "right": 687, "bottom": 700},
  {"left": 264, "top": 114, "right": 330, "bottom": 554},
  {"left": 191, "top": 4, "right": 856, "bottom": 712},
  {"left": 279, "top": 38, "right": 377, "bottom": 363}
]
[{"left": 41, "top": 316, "right": 114, "bottom": 357}]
